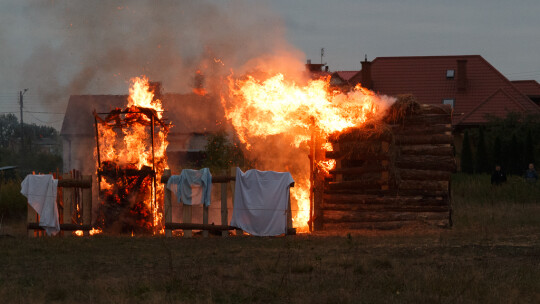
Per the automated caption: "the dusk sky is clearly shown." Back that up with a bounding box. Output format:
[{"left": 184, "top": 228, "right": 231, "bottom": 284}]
[{"left": 1, "top": 0, "right": 539, "bottom": 129}]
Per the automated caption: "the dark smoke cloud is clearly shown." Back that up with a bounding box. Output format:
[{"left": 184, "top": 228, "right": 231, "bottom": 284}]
[{"left": 1, "top": 0, "right": 304, "bottom": 126}]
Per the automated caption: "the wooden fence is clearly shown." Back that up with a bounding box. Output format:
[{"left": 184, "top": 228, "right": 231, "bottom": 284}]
[{"left": 27, "top": 171, "right": 93, "bottom": 237}]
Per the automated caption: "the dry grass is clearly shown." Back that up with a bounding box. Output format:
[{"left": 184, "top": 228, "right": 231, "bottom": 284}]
[{"left": 1, "top": 174, "right": 540, "bottom": 303}]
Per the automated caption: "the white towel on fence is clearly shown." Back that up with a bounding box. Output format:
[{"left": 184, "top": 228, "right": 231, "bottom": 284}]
[
  {"left": 21, "top": 175, "right": 60, "bottom": 236},
  {"left": 166, "top": 168, "right": 212, "bottom": 206},
  {"left": 231, "top": 168, "right": 294, "bottom": 236}
]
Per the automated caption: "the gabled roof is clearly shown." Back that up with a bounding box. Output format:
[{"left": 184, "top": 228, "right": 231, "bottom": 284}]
[
  {"left": 334, "top": 71, "right": 361, "bottom": 82},
  {"left": 60, "top": 93, "right": 228, "bottom": 137},
  {"left": 511, "top": 80, "right": 540, "bottom": 97},
  {"left": 354, "top": 55, "right": 540, "bottom": 125}
]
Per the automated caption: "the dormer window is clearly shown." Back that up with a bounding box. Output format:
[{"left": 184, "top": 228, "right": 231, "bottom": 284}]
[
  {"left": 443, "top": 98, "right": 454, "bottom": 108},
  {"left": 446, "top": 69, "right": 455, "bottom": 79}
]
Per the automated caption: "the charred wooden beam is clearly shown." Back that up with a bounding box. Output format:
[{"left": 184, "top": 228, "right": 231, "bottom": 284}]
[
  {"left": 322, "top": 203, "right": 450, "bottom": 213},
  {"left": 323, "top": 219, "right": 450, "bottom": 230},
  {"left": 164, "top": 223, "right": 235, "bottom": 231},
  {"left": 395, "top": 155, "right": 456, "bottom": 171},
  {"left": 27, "top": 223, "right": 92, "bottom": 231},
  {"left": 395, "top": 134, "right": 453, "bottom": 145},
  {"left": 160, "top": 175, "right": 236, "bottom": 184},
  {"left": 327, "top": 179, "right": 387, "bottom": 191},
  {"left": 397, "top": 169, "right": 452, "bottom": 181},
  {"left": 322, "top": 193, "right": 449, "bottom": 206},
  {"left": 392, "top": 124, "right": 452, "bottom": 135},
  {"left": 322, "top": 210, "right": 450, "bottom": 223},
  {"left": 325, "top": 150, "right": 389, "bottom": 160},
  {"left": 398, "top": 145, "right": 454, "bottom": 156},
  {"left": 58, "top": 178, "right": 92, "bottom": 189}
]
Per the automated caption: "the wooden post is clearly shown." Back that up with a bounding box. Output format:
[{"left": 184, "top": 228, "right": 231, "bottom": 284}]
[
  {"left": 62, "top": 173, "right": 73, "bottom": 236},
  {"left": 163, "top": 169, "right": 172, "bottom": 237},
  {"left": 182, "top": 204, "right": 192, "bottom": 237},
  {"left": 27, "top": 203, "right": 37, "bottom": 238},
  {"left": 287, "top": 187, "right": 293, "bottom": 234},
  {"left": 202, "top": 204, "right": 209, "bottom": 238},
  {"left": 82, "top": 175, "right": 92, "bottom": 236},
  {"left": 220, "top": 182, "right": 228, "bottom": 237},
  {"left": 230, "top": 167, "right": 242, "bottom": 236}
]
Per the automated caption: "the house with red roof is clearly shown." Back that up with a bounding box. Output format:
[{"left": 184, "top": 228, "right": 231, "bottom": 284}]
[{"left": 330, "top": 55, "right": 540, "bottom": 127}]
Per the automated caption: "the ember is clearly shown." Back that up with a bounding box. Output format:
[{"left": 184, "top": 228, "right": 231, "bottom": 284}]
[{"left": 94, "top": 76, "right": 169, "bottom": 234}]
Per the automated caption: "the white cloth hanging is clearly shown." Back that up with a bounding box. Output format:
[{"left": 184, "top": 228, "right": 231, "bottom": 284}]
[
  {"left": 231, "top": 167, "right": 294, "bottom": 236},
  {"left": 21, "top": 174, "right": 60, "bottom": 236}
]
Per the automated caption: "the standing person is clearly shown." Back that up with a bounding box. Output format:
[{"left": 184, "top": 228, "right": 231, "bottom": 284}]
[
  {"left": 491, "top": 165, "right": 507, "bottom": 185},
  {"left": 524, "top": 163, "right": 538, "bottom": 184}
]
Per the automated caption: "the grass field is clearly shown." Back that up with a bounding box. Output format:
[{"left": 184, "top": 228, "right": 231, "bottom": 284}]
[{"left": 1, "top": 174, "right": 539, "bottom": 303}]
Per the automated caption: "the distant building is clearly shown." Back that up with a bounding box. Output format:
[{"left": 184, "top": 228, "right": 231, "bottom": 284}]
[
  {"left": 60, "top": 93, "right": 229, "bottom": 175},
  {"left": 330, "top": 55, "right": 540, "bottom": 128}
]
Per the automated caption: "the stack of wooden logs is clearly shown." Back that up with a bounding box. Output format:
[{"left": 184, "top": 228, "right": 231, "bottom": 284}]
[{"left": 319, "top": 100, "right": 455, "bottom": 230}]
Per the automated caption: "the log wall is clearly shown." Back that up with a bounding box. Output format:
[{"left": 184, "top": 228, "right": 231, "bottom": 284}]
[{"left": 319, "top": 103, "right": 455, "bottom": 230}]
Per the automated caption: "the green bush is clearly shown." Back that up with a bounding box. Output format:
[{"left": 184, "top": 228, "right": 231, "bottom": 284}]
[{"left": 0, "top": 179, "right": 27, "bottom": 219}]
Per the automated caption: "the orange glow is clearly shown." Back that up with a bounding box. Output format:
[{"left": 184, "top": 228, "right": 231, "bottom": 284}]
[{"left": 223, "top": 73, "right": 391, "bottom": 232}]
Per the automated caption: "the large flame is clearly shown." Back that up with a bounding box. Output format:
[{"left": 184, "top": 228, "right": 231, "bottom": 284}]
[{"left": 223, "top": 73, "right": 392, "bottom": 232}]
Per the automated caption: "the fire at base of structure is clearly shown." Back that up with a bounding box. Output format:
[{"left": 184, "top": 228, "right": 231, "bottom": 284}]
[{"left": 93, "top": 106, "right": 169, "bottom": 234}]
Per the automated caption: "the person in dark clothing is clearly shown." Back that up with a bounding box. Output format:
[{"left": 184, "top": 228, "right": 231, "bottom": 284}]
[
  {"left": 491, "top": 165, "right": 507, "bottom": 185},
  {"left": 524, "top": 163, "right": 538, "bottom": 184}
]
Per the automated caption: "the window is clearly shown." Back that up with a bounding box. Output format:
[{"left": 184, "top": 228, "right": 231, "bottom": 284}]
[
  {"left": 443, "top": 98, "right": 454, "bottom": 108},
  {"left": 446, "top": 69, "right": 455, "bottom": 79}
]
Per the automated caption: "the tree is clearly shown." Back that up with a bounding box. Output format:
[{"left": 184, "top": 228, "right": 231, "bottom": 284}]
[
  {"left": 201, "top": 130, "right": 249, "bottom": 173},
  {"left": 475, "top": 127, "right": 490, "bottom": 173},
  {"left": 461, "top": 131, "right": 474, "bottom": 174}
]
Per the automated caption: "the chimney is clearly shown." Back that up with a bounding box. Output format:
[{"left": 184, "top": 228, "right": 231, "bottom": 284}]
[
  {"left": 148, "top": 81, "right": 163, "bottom": 101},
  {"left": 305, "top": 59, "right": 324, "bottom": 72},
  {"left": 361, "top": 58, "right": 373, "bottom": 90},
  {"left": 457, "top": 59, "right": 468, "bottom": 91}
]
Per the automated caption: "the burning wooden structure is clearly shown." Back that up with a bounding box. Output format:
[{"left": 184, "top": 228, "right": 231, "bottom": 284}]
[
  {"left": 312, "top": 96, "right": 455, "bottom": 230},
  {"left": 93, "top": 79, "right": 169, "bottom": 235}
]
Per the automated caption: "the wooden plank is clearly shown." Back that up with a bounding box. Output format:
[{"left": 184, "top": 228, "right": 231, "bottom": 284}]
[
  {"left": 27, "top": 223, "right": 92, "bottom": 231},
  {"left": 322, "top": 203, "right": 450, "bottom": 212},
  {"left": 322, "top": 193, "right": 449, "bottom": 206},
  {"left": 160, "top": 175, "right": 235, "bottom": 184},
  {"left": 322, "top": 219, "right": 450, "bottom": 230},
  {"left": 399, "top": 145, "right": 454, "bottom": 156},
  {"left": 182, "top": 204, "right": 192, "bottom": 237},
  {"left": 27, "top": 203, "right": 37, "bottom": 238},
  {"left": 322, "top": 210, "right": 450, "bottom": 223},
  {"left": 58, "top": 178, "right": 92, "bottom": 189},
  {"left": 164, "top": 223, "right": 235, "bottom": 231},
  {"left": 398, "top": 169, "right": 452, "bottom": 181},
  {"left": 392, "top": 124, "right": 452, "bottom": 135},
  {"left": 163, "top": 169, "right": 172, "bottom": 238},
  {"left": 62, "top": 174, "right": 73, "bottom": 237},
  {"left": 202, "top": 205, "right": 209, "bottom": 238},
  {"left": 82, "top": 175, "right": 92, "bottom": 237},
  {"left": 230, "top": 167, "right": 243, "bottom": 236},
  {"left": 330, "top": 163, "right": 388, "bottom": 175},
  {"left": 399, "top": 180, "right": 449, "bottom": 192},
  {"left": 395, "top": 155, "right": 456, "bottom": 171},
  {"left": 395, "top": 134, "right": 454, "bottom": 145},
  {"left": 221, "top": 182, "right": 228, "bottom": 237},
  {"left": 327, "top": 179, "right": 386, "bottom": 191}
]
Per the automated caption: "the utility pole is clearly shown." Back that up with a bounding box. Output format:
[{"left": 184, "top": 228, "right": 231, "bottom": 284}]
[{"left": 19, "top": 89, "right": 28, "bottom": 153}]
